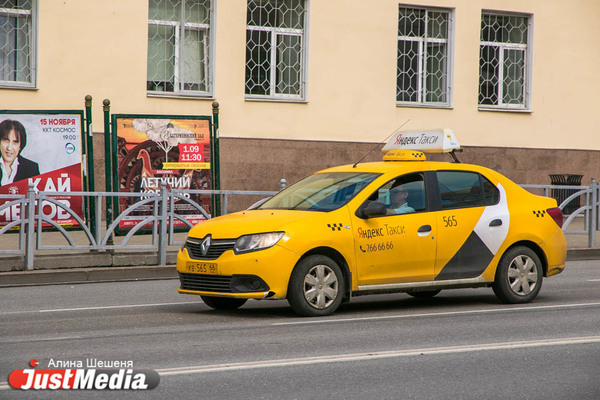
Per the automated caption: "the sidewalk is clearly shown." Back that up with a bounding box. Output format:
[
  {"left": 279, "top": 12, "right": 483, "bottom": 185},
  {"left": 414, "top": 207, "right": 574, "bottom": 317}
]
[
  {"left": 0, "top": 228, "right": 598, "bottom": 287},
  {"left": 0, "top": 228, "right": 184, "bottom": 286}
]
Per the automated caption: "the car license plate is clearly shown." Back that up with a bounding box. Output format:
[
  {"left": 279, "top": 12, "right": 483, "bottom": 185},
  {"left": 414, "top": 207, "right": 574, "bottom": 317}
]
[{"left": 186, "top": 262, "right": 218, "bottom": 275}]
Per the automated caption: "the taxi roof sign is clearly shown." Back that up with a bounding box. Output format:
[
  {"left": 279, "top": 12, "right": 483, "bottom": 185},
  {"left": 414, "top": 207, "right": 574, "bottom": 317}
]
[{"left": 381, "top": 128, "right": 460, "bottom": 154}]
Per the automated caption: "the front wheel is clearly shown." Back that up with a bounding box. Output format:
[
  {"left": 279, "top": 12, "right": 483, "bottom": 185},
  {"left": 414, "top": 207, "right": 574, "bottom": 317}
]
[
  {"left": 287, "top": 255, "right": 345, "bottom": 317},
  {"left": 492, "top": 246, "right": 543, "bottom": 304},
  {"left": 200, "top": 296, "right": 247, "bottom": 310}
]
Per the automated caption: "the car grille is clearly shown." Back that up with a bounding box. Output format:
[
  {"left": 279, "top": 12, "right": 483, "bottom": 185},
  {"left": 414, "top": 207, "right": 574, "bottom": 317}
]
[
  {"left": 179, "top": 273, "right": 232, "bottom": 293},
  {"left": 185, "top": 238, "right": 236, "bottom": 260}
]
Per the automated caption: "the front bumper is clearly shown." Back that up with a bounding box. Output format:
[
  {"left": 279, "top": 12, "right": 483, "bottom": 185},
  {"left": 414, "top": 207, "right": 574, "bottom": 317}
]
[
  {"left": 178, "top": 273, "right": 272, "bottom": 299},
  {"left": 176, "top": 244, "right": 299, "bottom": 299}
]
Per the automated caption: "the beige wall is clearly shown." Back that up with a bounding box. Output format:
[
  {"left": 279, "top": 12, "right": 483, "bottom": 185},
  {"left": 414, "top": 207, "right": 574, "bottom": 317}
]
[{"left": 2, "top": 0, "right": 600, "bottom": 152}]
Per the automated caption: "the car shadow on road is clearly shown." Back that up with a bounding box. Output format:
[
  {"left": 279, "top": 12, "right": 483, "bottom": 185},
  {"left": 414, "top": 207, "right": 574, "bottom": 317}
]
[
  {"left": 168, "top": 289, "right": 511, "bottom": 321},
  {"left": 338, "top": 292, "right": 500, "bottom": 313}
]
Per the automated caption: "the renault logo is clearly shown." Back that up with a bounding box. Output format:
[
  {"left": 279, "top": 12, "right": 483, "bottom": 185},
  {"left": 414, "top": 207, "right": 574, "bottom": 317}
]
[{"left": 201, "top": 235, "right": 212, "bottom": 257}]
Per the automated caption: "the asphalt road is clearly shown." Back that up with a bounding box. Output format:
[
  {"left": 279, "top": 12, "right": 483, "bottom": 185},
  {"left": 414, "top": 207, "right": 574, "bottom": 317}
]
[{"left": 1, "top": 261, "right": 599, "bottom": 399}]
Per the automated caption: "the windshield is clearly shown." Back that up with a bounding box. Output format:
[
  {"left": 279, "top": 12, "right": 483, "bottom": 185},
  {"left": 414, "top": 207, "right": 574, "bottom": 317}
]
[{"left": 259, "top": 172, "right": 380, "bottom": 212}]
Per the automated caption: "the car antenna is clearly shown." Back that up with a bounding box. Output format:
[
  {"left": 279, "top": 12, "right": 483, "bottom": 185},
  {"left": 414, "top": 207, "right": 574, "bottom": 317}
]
[{"left": 352, "top": 119, "right": 410, "bottom": 168}]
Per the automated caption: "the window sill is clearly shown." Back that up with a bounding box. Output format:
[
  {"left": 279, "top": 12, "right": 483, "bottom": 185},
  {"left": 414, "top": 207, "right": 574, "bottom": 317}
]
[
  {"left": 0, "top": 84, "right": 37, "bottom": 91},
  {"left": 396, "top": 102, "right": 453, "bottom": 109},
  {"left": 478, "top": 106, "right": 532, "bottom": 113},
  {"left": 147, "top": 92, "right": 215, "bottom": 101},
  {"left": 245, "top": 96, "right": 307, "bottom": 104}
]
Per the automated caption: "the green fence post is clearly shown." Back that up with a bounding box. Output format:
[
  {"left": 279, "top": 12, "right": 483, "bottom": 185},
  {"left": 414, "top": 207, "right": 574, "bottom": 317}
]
[
  {"left": 82, "top": 102, "right": 89, "bottom": 223},
  {"left": 103, "top": 99, "right": 113, "bottom": 244},
  {"left": 85, "top": 95, "right": 96, "bottom": 238},
  {"left": 209, "top": 107, "right": 216, "bottom": 217},
  {"left": 212, "top": 101, "right": 221, "bottom": 216},
  {"left": 111, "top": 112, "right": 119, "bottom": 233}
]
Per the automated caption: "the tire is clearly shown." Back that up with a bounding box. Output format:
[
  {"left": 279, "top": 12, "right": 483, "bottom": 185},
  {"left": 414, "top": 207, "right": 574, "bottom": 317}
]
[
  {"left": 200, "top": 296, "right": 247, "bottom": 310},
  {"left": 406, "top": 289, "right": 441, "bottom": 299},
  {"left": 287, "top": 255, "right": 345, "bottom": 317},
  {"left": 492, "top": 246, "right": 543, "bottom": 304}
]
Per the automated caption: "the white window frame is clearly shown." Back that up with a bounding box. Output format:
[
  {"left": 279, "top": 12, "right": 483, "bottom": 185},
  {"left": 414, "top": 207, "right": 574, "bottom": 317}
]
[
  {"left": 396, "top": 6, "right": 454, "bottom": 108},
  {"left": 0, "top": 1, "right": 37, "bottom": 89},
  {"left": 245, "top": 0, "right": 309, "bottom": 102},
  {"left": 478, "top": 11, "right": 533, "bottom": 112},
  {"left": 147, "top": 0, "right": 215, "bottom": 98}
]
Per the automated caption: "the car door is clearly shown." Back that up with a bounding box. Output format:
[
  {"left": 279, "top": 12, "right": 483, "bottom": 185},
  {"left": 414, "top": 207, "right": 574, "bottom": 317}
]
[
  {"left": 351, "top": 172, "right": 437, "bottom": 286},
  {"left": 432, "top": 170, "right": 507, "bottom": 281}
]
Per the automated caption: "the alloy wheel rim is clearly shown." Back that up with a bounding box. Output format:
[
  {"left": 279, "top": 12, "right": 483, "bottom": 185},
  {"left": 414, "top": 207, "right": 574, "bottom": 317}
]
[
  {"left": 507, "top": 255, "right": 538, "bottom": 296},
  {"left": 304, "top": 264, "right": 339, "bottom": 309}
]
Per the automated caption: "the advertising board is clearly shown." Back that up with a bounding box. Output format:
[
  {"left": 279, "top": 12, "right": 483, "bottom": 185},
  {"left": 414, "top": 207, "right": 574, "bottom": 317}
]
[
  {"left": 114, "top": 115, "right": 212, "bottom": 230},
  {"left": 0, "top": 112, "right": 84, "bottom": 228}
]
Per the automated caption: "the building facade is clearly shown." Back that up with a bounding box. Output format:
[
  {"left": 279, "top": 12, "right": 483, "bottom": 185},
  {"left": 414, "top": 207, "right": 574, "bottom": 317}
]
[{"left": 2, "top": 0, "right": 600, "bottom": 197}]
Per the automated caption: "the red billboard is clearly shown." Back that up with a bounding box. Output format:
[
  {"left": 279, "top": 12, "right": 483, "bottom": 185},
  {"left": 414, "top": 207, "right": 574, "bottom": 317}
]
[{"left": 0, "top": 113, "right": 84, "bottom": 228}]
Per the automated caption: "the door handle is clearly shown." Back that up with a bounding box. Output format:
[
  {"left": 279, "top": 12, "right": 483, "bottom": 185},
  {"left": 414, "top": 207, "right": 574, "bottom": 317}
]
[
  {"left": 489, "top": 219, "right": 503, "bottom": 227},
  {"left": 418, "top": 225, "right": 432, "bottom": 233}
]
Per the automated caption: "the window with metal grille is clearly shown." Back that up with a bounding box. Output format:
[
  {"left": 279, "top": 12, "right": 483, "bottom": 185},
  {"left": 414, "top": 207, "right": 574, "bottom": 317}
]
[
  {"left": 0, "top": 0, "right": 35, "bottom": 88},
  {"left": 479, "top": 12, "right": 532, "bottom": 110},
  {"left": 147, "top": 0, "right": 213, "bottom": 96},
  {"left": 245, "top": 0, "right": 307, "bottom": 100},
  {"left": 397, "top": 6, "right": 452, "bottom": 107}
]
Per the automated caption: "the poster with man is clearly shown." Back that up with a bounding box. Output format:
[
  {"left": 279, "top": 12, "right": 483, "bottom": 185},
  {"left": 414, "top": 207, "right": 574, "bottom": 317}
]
[
  {"left": 0, "top": 113, "right": 84, "bottom": 228},
  {"left": 114, "top": 115, "right": 212, "bottom": 230}
]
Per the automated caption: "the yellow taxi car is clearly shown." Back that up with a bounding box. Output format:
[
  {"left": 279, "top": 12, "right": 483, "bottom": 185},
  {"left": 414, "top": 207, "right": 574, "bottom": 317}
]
[{"left": 177, "top": 129, "right": 566, "bottom": 316}]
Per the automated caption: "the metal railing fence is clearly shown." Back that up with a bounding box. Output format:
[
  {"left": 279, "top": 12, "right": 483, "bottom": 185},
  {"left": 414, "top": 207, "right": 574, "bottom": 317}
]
[
  {"left": 0, "top": 186, "right": 277, "bottom": 270},
  {"left": 1, "top": 180, "right": 599, "bottom": 270},
  {"left": 521, "top": 179, "right": 599, "bottom": 248}
]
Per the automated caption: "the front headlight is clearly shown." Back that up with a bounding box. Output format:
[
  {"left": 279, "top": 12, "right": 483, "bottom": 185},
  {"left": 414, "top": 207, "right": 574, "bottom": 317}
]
[{"left": 234, "top": 232, "right": 284, "bottom": 254}]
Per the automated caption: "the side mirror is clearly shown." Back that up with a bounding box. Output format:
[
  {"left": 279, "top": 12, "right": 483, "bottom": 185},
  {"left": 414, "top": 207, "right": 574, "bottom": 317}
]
[{"left": 357, "top": 201, "right": 387, "bottom": 219}]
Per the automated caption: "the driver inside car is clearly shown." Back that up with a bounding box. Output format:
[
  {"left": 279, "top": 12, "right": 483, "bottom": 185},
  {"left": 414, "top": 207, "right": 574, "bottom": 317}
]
[{"left": 387, "top": 186, "right": 415, "bottom": 215}]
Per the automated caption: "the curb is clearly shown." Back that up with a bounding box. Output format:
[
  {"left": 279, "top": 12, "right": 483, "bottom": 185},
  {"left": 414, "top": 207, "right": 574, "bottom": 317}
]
[
  {"left": 0, "top": 265, "right": 177, "bottom": 287},
  {"left": 566, "top": 248, "right": 600, "bottom": 261},
  {"left": 0, "top": 251, "right": 179, "bottom": 272}
]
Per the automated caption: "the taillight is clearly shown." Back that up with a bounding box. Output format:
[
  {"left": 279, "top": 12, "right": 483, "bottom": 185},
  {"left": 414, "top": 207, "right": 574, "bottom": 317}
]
[{"left": 546, "top": 207, "right": 563, "bottom": 228}]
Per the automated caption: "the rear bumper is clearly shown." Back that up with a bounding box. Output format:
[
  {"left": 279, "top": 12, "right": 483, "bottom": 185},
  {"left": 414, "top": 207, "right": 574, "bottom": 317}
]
[{"left": 541, "top": 228, "right": 567, "bottom": 277}]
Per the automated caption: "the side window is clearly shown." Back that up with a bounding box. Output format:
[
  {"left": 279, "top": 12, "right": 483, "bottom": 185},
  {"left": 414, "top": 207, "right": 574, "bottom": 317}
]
[
  {"left": 482, "top": 176, "right": 499, "bottom": 205},
  {"left": 369, "top": 172, "right": 426, "bottom": 215},
  {"left": 437, "top": 171, "right": 499, "bottom": 209}
]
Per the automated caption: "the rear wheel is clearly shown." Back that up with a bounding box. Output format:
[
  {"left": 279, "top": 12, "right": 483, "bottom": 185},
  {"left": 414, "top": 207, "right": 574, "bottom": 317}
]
[
  {"left": 492, "top": 246, "right": 543, "bottom": 304},
  {"left": 200, "top": 296, "right": 247, "bottom": 310},
  {"left": 406, "top": 289, "right": 441, "bottom": 299},
  {"left": 287, "top": 255, "right": 345, "bottom": 317}
]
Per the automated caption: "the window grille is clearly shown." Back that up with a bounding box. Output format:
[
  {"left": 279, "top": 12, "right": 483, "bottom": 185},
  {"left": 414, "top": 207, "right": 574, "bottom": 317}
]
[
  {"left": 147, "top": 0, "right": 213, "bottom": 96},
  {"left": 0, "top": 0, "right": 35, "bottom": 88},
  {"left": 245, "top": 0, "right": 307, "bottom": 100},
  {"left": 397, "top": 6, "right": 452, "bottom": 107},
  {"left": 479, "top": 12, "right": 531, "bottom": 109}
]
